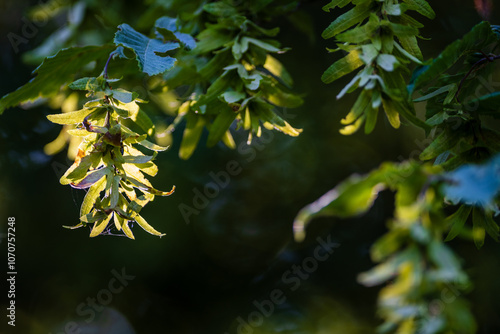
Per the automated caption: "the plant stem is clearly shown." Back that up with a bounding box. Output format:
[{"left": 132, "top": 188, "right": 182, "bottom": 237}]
[{"left": 103, "top": 53, "right": 114, "bottom": 79}]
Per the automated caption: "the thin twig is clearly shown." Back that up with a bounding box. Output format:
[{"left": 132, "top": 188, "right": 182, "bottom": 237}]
[
  {"left": 103, "top": 53, "right": 114, "bottom": 79},
  {"left": 455, "top": 53, "right": 500, "bottom": 102}
]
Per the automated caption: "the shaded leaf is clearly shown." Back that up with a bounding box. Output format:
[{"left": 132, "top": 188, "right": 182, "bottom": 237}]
[
  {"left": 0, "top": 45, "right": 113, "bottom": 114},
  {"left": 445, "top": 205, "right": 472, "bottom": 241},
  {"left": 322, "top": 3, "right": 372, "bottom": 39}
]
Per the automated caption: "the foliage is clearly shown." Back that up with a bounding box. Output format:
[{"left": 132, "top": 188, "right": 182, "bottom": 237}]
[
  {"left": 0, "top": 45, "right": 113, "bottom": 114},
  {"left": 321, "top": 0, "right": 435, "bottom": 134},
  {"left": 293, "top": 1, "right": 500, "bottom": 333},
  {"left": 1, "top": 0, "right": 500, "bottom": 333},
  {"left": 160, "top": 0, "right": 303, "bottom": 159},
  {"left": 295, "top": 161, "right": 476, "bottom": 333},
  {"left": 56, "top": 73, "right": 175, "bottom": 239}
]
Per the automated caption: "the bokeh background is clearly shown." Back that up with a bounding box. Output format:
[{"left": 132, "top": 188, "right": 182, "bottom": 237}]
[{"left": 1, "top": 0, "right": 500, "bottom": 333}]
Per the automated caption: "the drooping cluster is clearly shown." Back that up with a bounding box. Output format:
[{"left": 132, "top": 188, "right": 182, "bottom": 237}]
[
  {"left": 162, "top": 1, "right": 303, "bottom": 159},
  {"left": 322, "top": 0, "right": 435, "bottom": 134},
  {"left": 49, "top": 75, "right": 174, "bottom": 239}
]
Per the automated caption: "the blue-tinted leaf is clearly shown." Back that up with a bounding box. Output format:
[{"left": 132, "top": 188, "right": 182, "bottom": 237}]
[
  {"left": 442, "top": 155, "right": 500, "bottom": 208},
  {"left": 114, "top": 24, "right": 179, "bottom": 76},
  {"left": 155, "top": 16, "right": 196, "bottom": 50}
]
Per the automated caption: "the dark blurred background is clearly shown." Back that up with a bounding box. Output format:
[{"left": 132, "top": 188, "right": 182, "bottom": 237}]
[{"left": 1, "top": 0, "right": 500, "bottom": 333}]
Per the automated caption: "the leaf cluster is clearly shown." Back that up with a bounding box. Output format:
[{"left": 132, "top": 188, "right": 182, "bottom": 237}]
[
  {"left": 322, "top": 0, "right": 435, "bottom": 134},
  {"left": 53, "top": 74, "right": 174, "bottom": 239},
  {"left": 294, "top": 161, "right": 477, "bottom": 333},
  {"left": 160, "top": 1, "right": 304, "bottom": 159}
]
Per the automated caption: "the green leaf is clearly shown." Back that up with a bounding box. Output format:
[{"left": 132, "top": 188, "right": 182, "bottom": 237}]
[
  {"left": 114, "top": 24, "right": 179, "bottom": 76},
  {"left": 419, "top": 130, "right": 462, "bottom": 161},
  {"left": 131, "top": 109, "right": 155, "bottom": 136},
  {"left": 90, "top": 213, "right": 113, "bottom": 237},
  {"left": 127, "top": 194, "right": 152, "bottom": 216},
  {"left": 221, "top": 91, "right": 246, "bottom": 103},
  {"left": 294, "top": 171, "right": 386, "bottom": 241},
  {"left": 194, "top": 28, "right": 233, "bottom": 54},
  {"left": 323, "top": 0, "right": 351, "bottom": 12},
  {"left": 402, "top": 0, "right": 435, "bottom": 19},
  {"left": 0, "top": 45, "right": 113, "bottom": 114},
  {"left": 110, "top": 176, "right": 120, "bottom": 208},
  {"left": 414, "top": 84, "right": 454, "bottom": 102},
  {"left": 247, "top": 21, "right": 280, "bottom": 37},
  {"left": 122, "top": 155, "right": 154, "bottom": 164},
  {"left": 261, "top": 82, "right": 303, "bottom": 108},
  {"left": 336, "top": 15, "right": 378, "bottom": 43},
  {"left": 195, "top": 71, "right": 235, "bottom": 107},
  {"left": 364, "top": 106, "right": 378, "bottom": 134},
  {"left": 483, "top": 211, "right": 500, "bottom": 242},
  {"left": 80, "top": 175, "right": 107, "bottom": 217},
  {"left": 47, "top": 107, "right": 97, "bottom": 125},
  {"left": 322, "top": 49, "right": 363, "bottom": 84},
  {"left": 358, "top": 244, "right": 421, "bottom": 286},
  {"left": 138, "top": 139, "right": 169, "bottom": 151},
  {"left": 80, "top": 210, "right": 107, "bottom": 224},
  {"left": 264, "top": 55, "right": 294, "bottom": 87},
  {"left": 203, "top": 2, "right": 238, "bottom": 16},
  {"left": 398, "top": 35, "right": 423, "bottom": 61},
  {"left": 413, "top": 22, "right": 498, "bottom": 91},
  {"left": 382, "top": 98, "right": 401, "bottom": 129},
  {"left": 370, "top": 229, "right": 406, "bottom": 262},
  {"left": 199, "top": 50, "right": 233, "bottom": 79},
  {"left": 180, "top": 112, "right": 205, "bottom": 160},
  {"left": 135, "top": 214, "right": 165, "bottom": 237},
  {"left": 207, "top": 105, "right": 237, "bottom": 147},
  {"left": 128, "top": 177, "right": 175, "bottom": 196},
  {"left": 341, "top": 89, "right": 371, "bottom": 125},
  {"left": 322, "top": 3, "right": 372, "bottom": 39},
  {"left": 108, "top": 88, "right": 138, "bottom": 104},
  {"left": 241, "top": 37, "right": 282, "bottom": 53},
  {"left": 72, "top": 167, "right": 109, "bottom": 189},
  {"left": 61, "top": 152, "right": 102, "bottom": 185},
  {"left": 252, "top": 100, "right": 302, "bottom": 136},
  {"left": 389, "top": 22, "right": 418, "bottom": 37},
  {"left": 69, "top": 77, "right": 103, "bottom": 91}
]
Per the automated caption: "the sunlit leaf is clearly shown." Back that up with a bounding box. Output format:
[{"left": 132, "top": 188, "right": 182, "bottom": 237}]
[
  {"left": 322, "top": 49, "right": 363, "bottom": 84},
  {"left": 47, "top": 107, "right": 97, "bottom": 125},
  {"left": 80, "top": 175, "right": 107, "bottom": 217},
  {"left": 135, "top": 214, "right": 165, "bottom": 237},
  {"left": 90, "top": 212, "right": 113, "bottom": 237},
  {"left": 180, "top": 112, "right": 206, "bottom": 160}
]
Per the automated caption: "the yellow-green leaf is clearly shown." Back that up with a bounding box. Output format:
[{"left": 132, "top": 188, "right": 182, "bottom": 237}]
[
  {"left": 90, "top": 213, "right": 113, "bottom": 237},
  {"left": 135, "top": 214, "right": 165, "bottom": 237}
]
